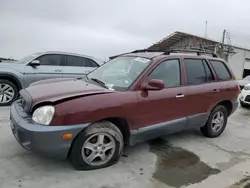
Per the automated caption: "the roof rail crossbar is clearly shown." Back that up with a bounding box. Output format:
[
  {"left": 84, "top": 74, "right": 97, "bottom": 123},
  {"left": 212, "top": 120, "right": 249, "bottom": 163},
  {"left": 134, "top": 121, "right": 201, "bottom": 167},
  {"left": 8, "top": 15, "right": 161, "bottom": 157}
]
[
  {"left": 129, "top": 48, "right": 217, "bottom": 57},
  {"left": 166, "top": 49, "right": 217, "bottom": 57}
]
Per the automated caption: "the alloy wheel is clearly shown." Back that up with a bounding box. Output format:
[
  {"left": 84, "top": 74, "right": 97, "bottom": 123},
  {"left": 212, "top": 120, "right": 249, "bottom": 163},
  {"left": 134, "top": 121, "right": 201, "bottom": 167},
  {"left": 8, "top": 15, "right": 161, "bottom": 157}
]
[
  {"left": 81, "top": 133, "right": 116, "bottom": 166},
  {"left": 211, "top": 111, "right": 224, "bottom": 132},
  {"left": 0, "top": 83, "right": 15, "bottom": 104}
]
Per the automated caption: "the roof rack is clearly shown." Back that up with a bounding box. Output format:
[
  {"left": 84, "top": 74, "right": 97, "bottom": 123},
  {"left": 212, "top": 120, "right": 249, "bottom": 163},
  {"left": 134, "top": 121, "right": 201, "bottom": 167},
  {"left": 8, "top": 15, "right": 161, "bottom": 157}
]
[
  {"left": 130, "top": 48, "right": 217, "bottom": 58},
  {"left": 167, "top": 49, "right": 217, "bottom": 57}
]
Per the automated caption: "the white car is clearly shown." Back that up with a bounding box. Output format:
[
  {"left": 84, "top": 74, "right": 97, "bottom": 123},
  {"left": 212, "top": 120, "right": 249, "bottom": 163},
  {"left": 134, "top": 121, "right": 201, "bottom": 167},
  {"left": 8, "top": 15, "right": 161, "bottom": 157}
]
[
  {"left": 239, "top": 83, "right": 250, "bottom": 108},
  {"left": 238, "top": 75, "right": 250, "bottom": 90}
]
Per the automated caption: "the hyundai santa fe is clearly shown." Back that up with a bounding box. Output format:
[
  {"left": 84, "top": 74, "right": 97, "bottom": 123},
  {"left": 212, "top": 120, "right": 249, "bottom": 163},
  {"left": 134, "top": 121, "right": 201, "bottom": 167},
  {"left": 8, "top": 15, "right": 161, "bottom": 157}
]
[{"left": 10, "top": 49, "right": 240, "bottom": 170}]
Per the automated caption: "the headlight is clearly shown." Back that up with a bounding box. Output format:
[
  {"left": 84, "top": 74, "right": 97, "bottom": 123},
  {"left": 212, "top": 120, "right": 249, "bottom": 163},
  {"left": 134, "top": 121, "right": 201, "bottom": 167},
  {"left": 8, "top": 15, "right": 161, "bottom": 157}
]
[
  {"left": 244, "top": 85, "right": 250, "bottom": 90},
  {"left": 32, "top": 105, "right": 55, "bottom": 125}
]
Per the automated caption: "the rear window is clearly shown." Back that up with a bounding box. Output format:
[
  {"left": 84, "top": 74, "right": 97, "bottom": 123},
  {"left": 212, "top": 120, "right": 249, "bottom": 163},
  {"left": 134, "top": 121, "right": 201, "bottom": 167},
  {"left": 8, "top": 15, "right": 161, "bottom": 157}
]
[
  {"left": 66, "top": 55, "right": 99, "bottom": 67},
  {"left": 184, "top": 59, "right": 207, "bottom": 85},
  {"left": 209, "top": 60, "right": 231, "bottom": 80}
]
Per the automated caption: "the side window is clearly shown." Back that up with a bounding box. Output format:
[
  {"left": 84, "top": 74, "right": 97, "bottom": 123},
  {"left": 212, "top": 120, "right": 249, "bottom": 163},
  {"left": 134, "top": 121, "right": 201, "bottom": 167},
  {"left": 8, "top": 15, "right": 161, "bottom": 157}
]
[
  {"left": 88, "top": 59, "right": 99, "bottom": 67},
  {"left": 184, "top": 59, "right": 207, "bottom": 85},
  {"left": 149, "top": 59, "right": 181, "bottom": 88},
  {"left": 66, "top": 56, "right": 89, "bottom": 67},
  {"left": 36, "top": 55, "right": 61, "bottom": 66},
  {"left": 203, "top": 60, "right": 215, "bottom": 82},
  {"left": 209, "top": 60, "right": 231, "bottom": 80}
]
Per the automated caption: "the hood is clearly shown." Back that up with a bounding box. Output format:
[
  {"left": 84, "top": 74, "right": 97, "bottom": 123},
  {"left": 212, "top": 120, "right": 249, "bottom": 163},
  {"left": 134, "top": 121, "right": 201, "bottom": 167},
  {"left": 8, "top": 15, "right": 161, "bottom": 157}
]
[
  {"left": 24, "top": 78, "right": 115, "bottom": 107},
  {"left": 0, "top": 63, "right": 25, "bottom": 72},
  {"left": 29, "top": 77, "right": 83, "bottom": 87},
  {"left": 238, "top": 80, "right": 250, "bottom": 86}
]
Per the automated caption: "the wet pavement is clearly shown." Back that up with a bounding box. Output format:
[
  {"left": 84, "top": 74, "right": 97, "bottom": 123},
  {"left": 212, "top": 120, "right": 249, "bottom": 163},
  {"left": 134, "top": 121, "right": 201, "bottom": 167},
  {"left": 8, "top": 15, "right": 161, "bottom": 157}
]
[
  {"left": 0, "top": 106, "right": 250, "bottom": 188},
  {"left": 149, "top": 139, "right": 220, "bottom": 187}
]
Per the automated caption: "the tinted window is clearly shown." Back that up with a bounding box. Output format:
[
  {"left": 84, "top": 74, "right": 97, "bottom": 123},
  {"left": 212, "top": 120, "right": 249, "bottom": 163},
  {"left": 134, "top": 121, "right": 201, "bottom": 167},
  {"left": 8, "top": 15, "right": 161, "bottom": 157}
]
[
  {"left": 184, "top": 59, "right": 207, "bottom": 85},
  {"left": 210, "top": 60, "right": 231, "bottom": 80},
  {"left": 36, "top": 55, "right": 61, "bottom": 66},
  {"left": 203, "top": 60, "right": 215, "bottom": 82},
  {"left": 88, "top": 59, "right": 99, "bottom": 67},
  {"left": 66, "top": 56, "right": 98, "bottom": 67},
  {"left": 149, "top": 59, "right": 180, "bottom": 87}
]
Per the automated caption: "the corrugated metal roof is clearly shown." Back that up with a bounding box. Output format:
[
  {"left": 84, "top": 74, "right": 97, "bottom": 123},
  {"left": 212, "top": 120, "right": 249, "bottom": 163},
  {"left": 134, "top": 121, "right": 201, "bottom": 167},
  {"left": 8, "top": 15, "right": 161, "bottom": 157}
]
[
  {"left": 109, "top": 31, "right": 250, "bottom": 59},
  {"left": 148, "top": 31, "right": 218, "bottom": 51}
]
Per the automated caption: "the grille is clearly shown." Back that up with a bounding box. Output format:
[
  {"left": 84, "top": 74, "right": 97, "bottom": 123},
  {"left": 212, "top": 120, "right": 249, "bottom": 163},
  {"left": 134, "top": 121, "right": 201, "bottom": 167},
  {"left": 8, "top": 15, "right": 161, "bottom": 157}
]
[{"left": 245, "top": 95, "right": 250, "bottom": 102}]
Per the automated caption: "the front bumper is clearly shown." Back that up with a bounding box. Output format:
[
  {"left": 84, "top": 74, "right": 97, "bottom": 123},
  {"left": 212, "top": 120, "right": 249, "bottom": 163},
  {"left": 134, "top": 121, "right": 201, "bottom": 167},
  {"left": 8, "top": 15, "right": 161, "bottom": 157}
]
[
  {"left": 239, "top": 89, "right": 250, "bottom": 104},
  {"left": 10, "top": 100, "right": 89, "bottom": 159}
]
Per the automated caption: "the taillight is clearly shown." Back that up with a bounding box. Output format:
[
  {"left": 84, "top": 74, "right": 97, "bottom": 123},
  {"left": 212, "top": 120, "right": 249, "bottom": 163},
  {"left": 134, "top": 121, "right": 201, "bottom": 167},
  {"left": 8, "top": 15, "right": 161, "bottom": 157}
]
[{"left": 237, "top": 85, "right": 241, "bottom": 93}]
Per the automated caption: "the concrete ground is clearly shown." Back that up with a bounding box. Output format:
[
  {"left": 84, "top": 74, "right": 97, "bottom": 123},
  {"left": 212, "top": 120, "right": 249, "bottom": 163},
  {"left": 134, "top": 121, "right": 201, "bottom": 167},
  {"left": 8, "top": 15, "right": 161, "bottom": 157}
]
[{"left": 0, "top": 106, "right": 250, "bottom": 188}]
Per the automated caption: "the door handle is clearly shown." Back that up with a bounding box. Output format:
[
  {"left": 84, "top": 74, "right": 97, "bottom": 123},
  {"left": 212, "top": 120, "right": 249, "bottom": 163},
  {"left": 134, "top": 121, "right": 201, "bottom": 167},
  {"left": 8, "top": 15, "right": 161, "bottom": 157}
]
[
  {"left": 176, "top": 94, "right": 184, "bottom": 98},
  {"left": 213, "top": 89, "right": 219, "bottom": 93},
  {"left": 54, "top": 69, "right": 62, "bottom": 73}
]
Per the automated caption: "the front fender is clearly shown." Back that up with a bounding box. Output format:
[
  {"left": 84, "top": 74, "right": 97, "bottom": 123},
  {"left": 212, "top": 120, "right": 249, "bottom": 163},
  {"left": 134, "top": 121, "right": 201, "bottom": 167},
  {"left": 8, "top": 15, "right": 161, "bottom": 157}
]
[{"left": 0, "top": 69, "right": 24, "bottom": 89}]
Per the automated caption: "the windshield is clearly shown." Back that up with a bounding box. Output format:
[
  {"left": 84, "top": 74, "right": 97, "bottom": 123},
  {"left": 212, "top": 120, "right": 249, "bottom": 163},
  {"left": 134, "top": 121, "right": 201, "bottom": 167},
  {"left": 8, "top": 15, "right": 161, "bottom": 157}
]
[
  {"left": 16, "top": 53, "right": 40, "bottom": 64},
  {"left": 88, "top": 56, "right": 151, "bottom": 91},
  {"left": 243, "top": 76, "right": 250, "bottom": 81}
]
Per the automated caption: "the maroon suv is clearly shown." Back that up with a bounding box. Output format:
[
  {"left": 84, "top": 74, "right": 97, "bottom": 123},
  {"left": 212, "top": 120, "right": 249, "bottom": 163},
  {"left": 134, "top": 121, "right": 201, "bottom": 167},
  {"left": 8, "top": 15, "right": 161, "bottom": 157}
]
[{"left": 10, "top": 49, "right": 240, "bottom": 170}]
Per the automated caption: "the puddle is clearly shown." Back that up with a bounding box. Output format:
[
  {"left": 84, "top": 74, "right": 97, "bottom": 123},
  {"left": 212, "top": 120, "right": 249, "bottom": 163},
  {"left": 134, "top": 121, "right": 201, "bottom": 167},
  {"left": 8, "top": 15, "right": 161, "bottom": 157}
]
[
  {"left": 216, "top": 157, "right": 242, "bottom": 171},
  {"left": 149, "top": 139, "right": 220, "bottom": 188}
]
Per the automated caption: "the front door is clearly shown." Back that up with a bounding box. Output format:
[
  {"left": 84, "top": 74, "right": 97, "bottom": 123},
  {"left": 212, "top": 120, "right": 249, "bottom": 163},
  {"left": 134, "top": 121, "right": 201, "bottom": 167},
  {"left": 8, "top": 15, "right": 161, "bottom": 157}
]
[
  {"left": 24, "top": 54, "right": 63, "bottom": 88},
  {"left": 135, "top": 59, "right": 188, "bottom": 140}
]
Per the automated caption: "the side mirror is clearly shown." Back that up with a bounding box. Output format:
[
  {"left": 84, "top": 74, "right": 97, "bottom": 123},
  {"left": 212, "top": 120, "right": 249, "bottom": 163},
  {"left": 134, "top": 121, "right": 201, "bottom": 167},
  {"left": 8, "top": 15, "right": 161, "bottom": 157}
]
[
  {"left": 30, "top": 60, "right": 40, "bottom": 66},
  {"left": 141, "top": 79, "right": 165, "bottom": 91}
]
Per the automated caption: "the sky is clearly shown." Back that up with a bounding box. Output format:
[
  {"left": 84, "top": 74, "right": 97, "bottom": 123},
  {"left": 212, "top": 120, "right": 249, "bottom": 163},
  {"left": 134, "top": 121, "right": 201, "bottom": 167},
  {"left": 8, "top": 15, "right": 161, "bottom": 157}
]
[{"left": 1, "top": 0, "right": 250, "bottom": 60}]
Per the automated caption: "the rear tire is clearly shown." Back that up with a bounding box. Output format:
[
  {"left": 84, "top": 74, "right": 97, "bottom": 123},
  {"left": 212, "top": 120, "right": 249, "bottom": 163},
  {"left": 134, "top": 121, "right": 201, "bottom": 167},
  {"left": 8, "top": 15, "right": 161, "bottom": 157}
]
[
  {"left": 69, "top": 121, "right": 124, "bottom": 170},
  {"left": 240, "top": 101, "right": 249, "bottom": 108},
  {"left": 0, "top": 79, "right": 18, "bottom": 106},
  {"left": 200, "top": 105, "right": 228, "bottom": 138}
]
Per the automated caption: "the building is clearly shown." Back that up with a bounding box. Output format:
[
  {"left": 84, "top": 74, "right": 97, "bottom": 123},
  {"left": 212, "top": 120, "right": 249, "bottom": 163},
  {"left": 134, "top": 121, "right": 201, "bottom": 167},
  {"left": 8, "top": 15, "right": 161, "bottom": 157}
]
[
  {"left": 147, "top": 31, "right": 250, "bottom": 79},
  {"left": 110, "top": 31, "right": 250, "bottom": 79},
  {"left": 0, "top": 57, "right": 16, "bottom": 63}
]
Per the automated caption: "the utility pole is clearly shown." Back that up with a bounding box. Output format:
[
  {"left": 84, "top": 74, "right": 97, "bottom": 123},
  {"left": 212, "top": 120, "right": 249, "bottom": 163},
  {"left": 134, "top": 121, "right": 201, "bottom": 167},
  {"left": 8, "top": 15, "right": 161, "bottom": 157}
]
[{"left": 221, "top": 29, "right": 226, "bottom": 59}]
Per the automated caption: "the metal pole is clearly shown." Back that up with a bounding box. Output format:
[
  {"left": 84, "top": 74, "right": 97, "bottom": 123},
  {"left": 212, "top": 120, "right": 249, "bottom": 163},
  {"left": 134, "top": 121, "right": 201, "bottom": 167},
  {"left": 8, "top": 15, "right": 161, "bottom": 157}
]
[{"left": 221, "top": 29, "right": 226, "bottom": 58}]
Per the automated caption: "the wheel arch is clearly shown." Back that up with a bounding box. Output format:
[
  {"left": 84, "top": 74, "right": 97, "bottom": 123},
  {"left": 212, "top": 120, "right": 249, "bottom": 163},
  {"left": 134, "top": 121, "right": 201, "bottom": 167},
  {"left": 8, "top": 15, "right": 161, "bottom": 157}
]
[
  {"left": 0, "top": 73, "right": 22, "bottom": 91},
  {"left": 211, "top": 100, "right": 233, "bottom": 116},
  {"left": 67, "top": 117, "right": 131, "bottom": 158}
]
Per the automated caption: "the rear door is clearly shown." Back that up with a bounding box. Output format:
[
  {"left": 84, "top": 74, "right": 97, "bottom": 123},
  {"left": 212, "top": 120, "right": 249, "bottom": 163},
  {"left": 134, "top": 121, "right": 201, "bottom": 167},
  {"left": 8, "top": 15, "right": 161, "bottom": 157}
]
[
  {"left": 62, "top": 55, "right": 99, "bottom": 78},
  {"left": 209, "top": 60, "right": 237, "bottom": 101},
  {"left": 183, "top": 58, "right": 220, "bottom": 128},
  {"left": 135, "top": 58, "right": 188, "bottom": 139},
  {"left": 24, "top": 54, "right": 63, "bottom": 87}
]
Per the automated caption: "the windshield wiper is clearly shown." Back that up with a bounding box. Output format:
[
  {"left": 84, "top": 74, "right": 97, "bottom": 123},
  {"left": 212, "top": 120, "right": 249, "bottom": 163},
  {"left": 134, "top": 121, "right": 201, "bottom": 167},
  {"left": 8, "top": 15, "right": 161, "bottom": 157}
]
[{"left": 90, "top": 78, "right": 109, "bottom": 89}]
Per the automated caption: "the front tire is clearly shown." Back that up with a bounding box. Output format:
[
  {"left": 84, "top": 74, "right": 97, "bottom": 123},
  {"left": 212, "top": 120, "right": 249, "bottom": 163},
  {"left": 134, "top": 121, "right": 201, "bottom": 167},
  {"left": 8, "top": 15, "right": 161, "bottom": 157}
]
[
  {"left": 69, "top": 121, "right": 124, "bottom": 170},
  {"left": 200, "top": 105, "right": 228, "bottom": 138},
  {"left": 0, "top": 79, "right": 18, "bottom": 106}
]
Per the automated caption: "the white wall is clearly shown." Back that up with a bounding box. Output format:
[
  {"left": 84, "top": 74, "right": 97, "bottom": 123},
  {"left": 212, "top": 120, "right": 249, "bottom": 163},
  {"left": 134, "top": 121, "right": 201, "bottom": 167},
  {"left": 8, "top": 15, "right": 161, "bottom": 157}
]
[{"left": 227, "top": 48, "right": 247, "bottom": 79}]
